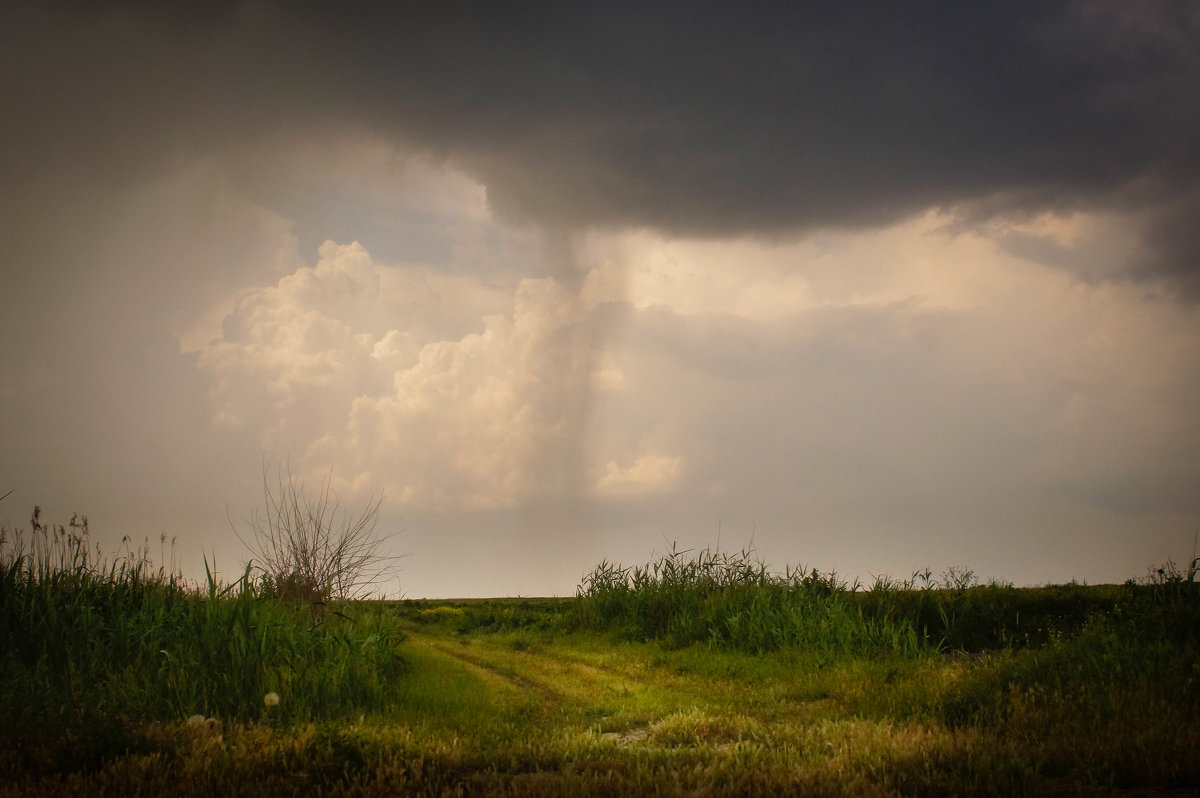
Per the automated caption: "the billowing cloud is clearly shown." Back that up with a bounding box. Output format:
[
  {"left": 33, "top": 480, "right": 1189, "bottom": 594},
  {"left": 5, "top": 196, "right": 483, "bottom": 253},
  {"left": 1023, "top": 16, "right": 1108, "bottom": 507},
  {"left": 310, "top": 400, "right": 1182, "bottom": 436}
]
[
  {"left": 198, "top": 241, "right": 615, "bottom": 511},
  {"left": 314, "top": 276, "right": 605, "bottom": 510},
  {"left": 199, "top": 242, "right": 384, "bottom": 440}
]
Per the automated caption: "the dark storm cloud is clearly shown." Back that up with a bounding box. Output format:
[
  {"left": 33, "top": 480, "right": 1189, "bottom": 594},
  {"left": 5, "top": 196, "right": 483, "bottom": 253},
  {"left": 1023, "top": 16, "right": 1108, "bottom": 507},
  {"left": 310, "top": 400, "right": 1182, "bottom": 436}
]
[
  {"left": 1138, "top": 190, "right": 1200, "bottom": 298},
  {"left": 5, "top": 1, "right": 1199, "bottom": 282}
]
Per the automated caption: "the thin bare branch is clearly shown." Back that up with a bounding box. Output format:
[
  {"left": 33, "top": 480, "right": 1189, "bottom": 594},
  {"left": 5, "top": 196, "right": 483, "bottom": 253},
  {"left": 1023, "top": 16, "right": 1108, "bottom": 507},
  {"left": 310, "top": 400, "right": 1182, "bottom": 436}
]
[{"left": 232, "top": 463, "right": 401, "bottom": 602}]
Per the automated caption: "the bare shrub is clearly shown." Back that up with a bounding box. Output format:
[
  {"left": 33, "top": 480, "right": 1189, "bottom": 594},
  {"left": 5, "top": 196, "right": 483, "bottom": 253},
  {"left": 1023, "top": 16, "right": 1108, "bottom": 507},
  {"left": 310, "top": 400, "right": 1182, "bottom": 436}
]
[{"left": 234, "top": 466, "right": 400, "bottom": 602}]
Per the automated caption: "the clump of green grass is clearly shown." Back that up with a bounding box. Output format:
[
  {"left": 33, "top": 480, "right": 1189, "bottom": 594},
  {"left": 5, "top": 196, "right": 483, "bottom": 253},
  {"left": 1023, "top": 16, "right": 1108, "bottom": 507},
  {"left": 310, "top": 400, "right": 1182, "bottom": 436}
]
[
  {"left": 932, "top": 572, "right": 1200, "bottom": 789},
  {"left": 570, "top": 544, "right": 1200, "bottom": 658},
  {"left": 0, "top": 507, "right": 406, "bottom": 773},
  {"left": 571, "top": 544, "right": 930, "bottom": 655},
  {"left": 851, "top": 576, "right": 1126, "bottom": 652}
]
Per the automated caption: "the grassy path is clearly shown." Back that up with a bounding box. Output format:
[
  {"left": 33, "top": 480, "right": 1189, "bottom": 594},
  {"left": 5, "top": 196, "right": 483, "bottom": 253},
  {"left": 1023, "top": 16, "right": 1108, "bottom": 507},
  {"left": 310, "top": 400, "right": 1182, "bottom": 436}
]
[
  {"left": 5, "top": 614, "right": 1197, "bottom": 795},
  {"left": 397, "top": 623, "right": 785, "bottom": 740},
  {"left": 420, "top": 637, "right": 568, "bottom": 709},
  {"left": 377, "top": 621, "right": 1200, "bottom": 795},
  {"left": 382, "top": 623, "right": 983, "bottom": 791}
]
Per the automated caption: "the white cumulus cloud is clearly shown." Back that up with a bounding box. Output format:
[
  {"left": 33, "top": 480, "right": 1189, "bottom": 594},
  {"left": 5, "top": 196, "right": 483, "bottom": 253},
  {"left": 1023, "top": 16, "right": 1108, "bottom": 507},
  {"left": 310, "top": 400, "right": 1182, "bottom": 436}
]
[
  {"left": 198, "top": 241, "right": 614, "bottom": 511},
  {"left": 595, "top": 454, "right": 683, "bottom": 498}
]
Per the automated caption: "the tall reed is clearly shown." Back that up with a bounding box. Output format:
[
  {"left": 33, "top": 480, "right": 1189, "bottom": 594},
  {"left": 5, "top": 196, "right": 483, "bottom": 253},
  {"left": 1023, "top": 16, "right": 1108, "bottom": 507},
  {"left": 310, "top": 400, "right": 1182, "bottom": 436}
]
[
  {"left": 570, "top": 544, "right": 1185, "bottom": 656},
  {"left": 0, "top": 508, "right": 406, "bottom": 740},
  {"left": 572, "top": 544, "right": 928, "bottom": 655}
]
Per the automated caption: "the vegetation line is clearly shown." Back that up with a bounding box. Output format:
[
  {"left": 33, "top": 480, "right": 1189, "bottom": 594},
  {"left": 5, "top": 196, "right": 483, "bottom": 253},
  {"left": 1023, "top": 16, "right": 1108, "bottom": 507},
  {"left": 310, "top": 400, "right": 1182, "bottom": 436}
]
[{"left": 2, "top": 507, "right": 1198, "bottom": 795}]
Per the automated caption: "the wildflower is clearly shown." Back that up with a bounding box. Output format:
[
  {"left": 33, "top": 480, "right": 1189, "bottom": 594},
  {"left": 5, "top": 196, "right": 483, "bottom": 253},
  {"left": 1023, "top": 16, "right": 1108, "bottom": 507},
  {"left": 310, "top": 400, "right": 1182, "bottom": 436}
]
[{"left": 264, "top": 691, "right": 280, "bottom": 707}]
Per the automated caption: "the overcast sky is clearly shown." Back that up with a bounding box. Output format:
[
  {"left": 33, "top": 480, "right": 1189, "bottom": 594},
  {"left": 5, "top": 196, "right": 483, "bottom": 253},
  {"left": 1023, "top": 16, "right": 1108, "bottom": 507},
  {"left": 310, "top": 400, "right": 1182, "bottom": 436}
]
[{"left": 3, "top": 1, "right": 1199, "bottom": 596}]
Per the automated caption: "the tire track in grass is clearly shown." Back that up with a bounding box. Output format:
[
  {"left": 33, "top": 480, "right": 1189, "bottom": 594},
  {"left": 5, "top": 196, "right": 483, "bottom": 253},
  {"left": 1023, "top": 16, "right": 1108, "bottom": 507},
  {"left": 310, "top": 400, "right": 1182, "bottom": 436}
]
[
  {"left": 417, "top": 636, "right": 565, "bottom": 710},
  {"left": 404, "top": 630, "right": 774, "bottom": 748},
  {"left": 418, "top": 638, "right": 666, "bottom": 747}
]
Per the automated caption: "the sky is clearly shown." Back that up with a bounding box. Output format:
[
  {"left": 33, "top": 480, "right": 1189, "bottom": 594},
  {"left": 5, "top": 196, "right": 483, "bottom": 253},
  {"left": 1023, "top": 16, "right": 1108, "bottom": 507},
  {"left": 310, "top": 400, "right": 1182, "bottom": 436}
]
[{"left": 2, "top": 1, "right": 1199, "bottom": 597}]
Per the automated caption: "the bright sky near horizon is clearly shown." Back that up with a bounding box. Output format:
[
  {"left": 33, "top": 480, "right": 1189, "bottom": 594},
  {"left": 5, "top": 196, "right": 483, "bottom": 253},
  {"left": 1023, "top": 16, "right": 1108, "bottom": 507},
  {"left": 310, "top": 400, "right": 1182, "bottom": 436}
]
[{"left": 2, "top": 2, "right": 1199, "bottom": 597}]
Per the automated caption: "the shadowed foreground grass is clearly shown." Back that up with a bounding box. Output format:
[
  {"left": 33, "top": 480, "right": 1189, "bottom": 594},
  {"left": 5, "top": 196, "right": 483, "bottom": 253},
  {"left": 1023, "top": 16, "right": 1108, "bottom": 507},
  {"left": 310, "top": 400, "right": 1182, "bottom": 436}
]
[
  {"left": 4, "top": 622, "right": 1197, "bottom": 796},
  {"left": 3, "top": 518, "right": 1198, "bottom": 795}
]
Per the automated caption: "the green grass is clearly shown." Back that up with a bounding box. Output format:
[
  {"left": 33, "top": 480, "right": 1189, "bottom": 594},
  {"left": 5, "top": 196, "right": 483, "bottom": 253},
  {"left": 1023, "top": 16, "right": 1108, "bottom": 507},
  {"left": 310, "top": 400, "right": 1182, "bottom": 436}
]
[
  {"left": 0, "top": 508, "right": 407, "bottom": 771},
  {"left": 3, "top": 512, "right": 1198, "bottom": 795},
  {"left": 570, "top": 545, "right": 1136, "bottom": 655}
]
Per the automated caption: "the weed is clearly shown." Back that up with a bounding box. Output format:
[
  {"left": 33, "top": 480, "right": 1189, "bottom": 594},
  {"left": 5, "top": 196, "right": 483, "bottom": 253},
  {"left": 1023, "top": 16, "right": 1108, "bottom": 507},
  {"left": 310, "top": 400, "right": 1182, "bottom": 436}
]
[
  {"left": 0, "top": 507, "right": 407, "bottom": 769},
  {"left": 233, "top": 464, "right": 401, "bottom": 603}
]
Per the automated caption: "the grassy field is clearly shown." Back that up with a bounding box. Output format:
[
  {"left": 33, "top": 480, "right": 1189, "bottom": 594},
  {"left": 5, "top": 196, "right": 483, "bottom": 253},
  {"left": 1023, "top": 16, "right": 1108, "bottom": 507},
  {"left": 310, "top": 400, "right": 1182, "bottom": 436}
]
[{"left": 2, "top": 516, "right": 1199, "bottom": 795}]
